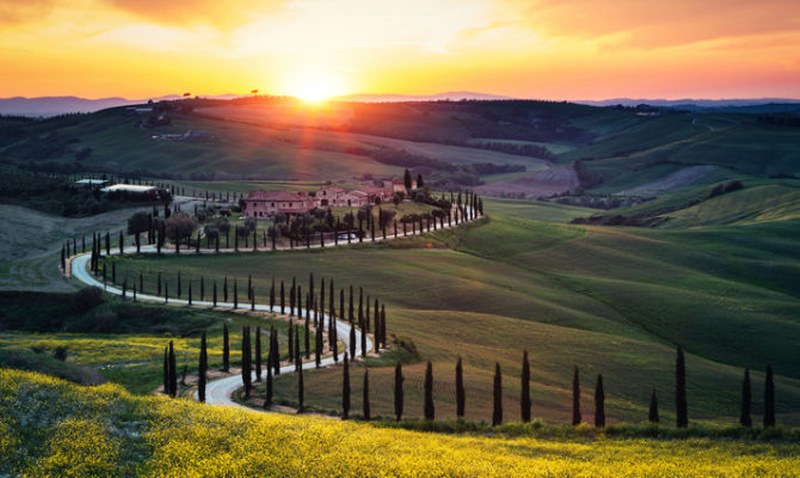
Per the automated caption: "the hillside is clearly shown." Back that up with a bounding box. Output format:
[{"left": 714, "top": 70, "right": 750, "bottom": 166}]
[
  {"left": 2, "top": 369, "right": 798, "bottom": 477},
  {"left": 2, "top": 98, "right": 796, "bottom": 198}
]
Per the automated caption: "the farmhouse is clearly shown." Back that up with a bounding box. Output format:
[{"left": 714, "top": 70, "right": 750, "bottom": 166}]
[{"left": 245, "top": 191, "right": 314, "bottom": 218}]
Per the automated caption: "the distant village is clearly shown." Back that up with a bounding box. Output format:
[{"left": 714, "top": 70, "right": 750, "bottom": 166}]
[{"left": 244, "top": 178, "right": 418, "bottom": 219}]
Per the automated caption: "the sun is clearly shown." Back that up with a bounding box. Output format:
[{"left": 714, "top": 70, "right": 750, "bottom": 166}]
[{"left": 283, "top": 71, "right": 350, "bottom": 104}]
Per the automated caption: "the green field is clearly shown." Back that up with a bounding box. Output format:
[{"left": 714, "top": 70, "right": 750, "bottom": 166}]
[
  {"left": 104, "top": 195, "right": 800, "bottom": 425},
  {"left": 2, "top": 369, "right": 798, "bottom": 477}
]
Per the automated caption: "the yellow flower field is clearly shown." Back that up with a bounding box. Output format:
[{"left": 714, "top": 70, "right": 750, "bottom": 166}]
[{"left": 2, "top": 369, "right": 798, "bottom": 477}]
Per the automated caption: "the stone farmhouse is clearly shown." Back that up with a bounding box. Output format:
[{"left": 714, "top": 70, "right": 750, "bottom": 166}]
[{"left": 244, "top": 182, "right": 402, "bottom": 219}]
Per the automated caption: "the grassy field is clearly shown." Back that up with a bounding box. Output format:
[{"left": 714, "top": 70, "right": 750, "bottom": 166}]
[
  {"left": 104, "top": 195, "right": 800, "bottom": 425},
  {"left": 2, "top": 369, "right": 799, "bottom": 477}
]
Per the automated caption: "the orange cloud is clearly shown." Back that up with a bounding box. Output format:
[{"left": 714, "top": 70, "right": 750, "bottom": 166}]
[
  {"left": 0, "top": 0, "right": 55, "bottom": 25},
  {"left": 104, "top": 0, "right": 286, "bottom": 28}
]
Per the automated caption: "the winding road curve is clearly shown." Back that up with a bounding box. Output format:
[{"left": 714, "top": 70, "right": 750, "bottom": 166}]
[{"left": 68, "top": 205, "right": 480, "bottom": 410}]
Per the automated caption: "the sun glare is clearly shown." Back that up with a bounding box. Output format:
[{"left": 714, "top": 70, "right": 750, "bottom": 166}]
[{"left": 285, "top": 73, "right": 349, "bottom": 104}]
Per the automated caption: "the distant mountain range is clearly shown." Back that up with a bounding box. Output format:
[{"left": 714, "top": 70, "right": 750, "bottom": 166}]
[{"left": 2, "top": 93, "right": 799, "bottom": 117}]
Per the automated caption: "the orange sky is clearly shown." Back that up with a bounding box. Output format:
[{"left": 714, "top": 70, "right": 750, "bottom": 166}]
[{"left": 1, "top": 0, "right": 799, "bottom": 99}]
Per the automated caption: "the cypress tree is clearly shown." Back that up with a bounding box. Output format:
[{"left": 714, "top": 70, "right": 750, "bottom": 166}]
[
  {"left": 294, "top": 325, "right": 301, "bottom": 372},
  {"left": 304, "top": 313, "right": 311, "bottom": 359},
  {"left": 315, "top": 322, "right": 322, "bottom": 368},
  {"left": 233, "top": 279, "right": 238, "bottom": 309},
  {"left": 188, "top": 282, "right": 192, "bottom": 305},
  {"left": 676, "top": 347, "right": 688, "bottom": 428},
  {"left": 342, "top": 352, "right": 351, "bottom": 419},
  {"left": 222, "top": 323, "right": 230, "bottom": 372},
  {"left": 649, "top": 389, "right": 659, "bottom": 424},
  {"left": 164, "top": 281, "right": 168, "bottom": 303},
  {"left": 394, "top": 362, "right": 404, "bottom": 422},
  {"left": 363, "top": 369, "right": 371, "bottom": 421},
  {"left": 297, "top": 360, "right": 304, "bottom": 412},
  {"left": 349, "top": 326, "right": 356, "bottom": 361},
  {"left": 223, "top": 276, "right": 228, "bottom": 302},
  {"left": 254, "top": 326, "right": 262, "bottom": 382},
  {"left": 200, "top": 276, "right": 205, "bottom": 302},
  {"left": 280, "top": 280, "right": 285, "bottom": 314},
  {"left": 247, "top": 274, "right": 252, "bottom": 301},
  {"left": 290, "top": 276, "right": 296, "bottom": 316},
  {"left": 213, "top": 281, "right": 218, "bottom": 306},
  {"left": 455, "top": 356, "right": 465, "bottom": 418},
  {"left": 265, "top": 347, "right": 273, "bottom": 409},
  {"left": 380, "top": 305, "right": 387, "bottom": 349},
  {"left": 424, "top": 361, "right": 435, "bottom": 420},
  {"left": 168, "top": 340, "right": 177, "bottom": 398},
  {"left": 595, "top": 374, "right": 605, "bottom": 428},
  {"left": 241, "top": 326, "right": 252, "bottom": 398},
  {"left": 270, "top": 277, "right": 275, "bottom": 310},
  {"left": 764, "top": 364, "right": 775, "bottom": 428},
  {"left": 572, "top": 366, "right": 581, "bottom": 426},
  {"left": 740, "top": 367, "right": 752, "bottom": 427},
  {"left": 360, "top": 319, "right": 367, "bottom": 358},
  {"left": 492, "top": 362, "right": 503, "bottom": 426},
  {"left": 271, "top": 327, "right": 280, "bottom": 375},
  {"left": 198, "top": 332, "right": 207, "bottom": 403},
  {"left": 521, "top": 350, "right": 531, "bottom": 423}
]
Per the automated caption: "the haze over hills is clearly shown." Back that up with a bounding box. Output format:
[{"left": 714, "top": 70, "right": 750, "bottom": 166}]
[{"left": 4, "top": 92, "right": 800, "bottom": 117}]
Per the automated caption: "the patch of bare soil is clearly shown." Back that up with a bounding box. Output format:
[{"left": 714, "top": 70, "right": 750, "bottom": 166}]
[{"left": 475, "top": 165, "right": 580, "bottom": 199}]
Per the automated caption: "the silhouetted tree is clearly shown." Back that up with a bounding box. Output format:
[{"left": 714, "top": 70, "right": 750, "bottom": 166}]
[
  {"left": 349, "top": 325, "right": 356, "bottom": 359},
  {"left": 492, "top": 362, "right": 503, "bottom": 426},
  {"left": 168, "top": 340, "right": 177, "bottom": 398},
  {"left": 241, "top": 326, "right": 252, "bottom": 398},
  {"left": 649, "top": 389, "right": 659, "bottom": 424},
  {"left": 363, "top": 369, "right": 371, "bottom": 421},
  {"left": 270, "top": 277, "right": 275, "bottom": 309},
  {"left": 280, "top": 280, "right": 285, "bottom": 314},
  {"left": 254, "top": 327, "right": 262, "bottom": 382},
  {"left": 162, "top": 346, "right": 169, "bottom": 395},
  {"left": 394, "top": 361, "right": 404, "bottom": 422},
  {"left": 764, "top": 364, "right": 775, "bottom": 427},
  {"left": 740, "top": 368, "right": 752, "bottom": 427},
  {"left": 595, "top": 374, "right": 605, "bottom": 428},
  {"left": 572, "top": 366, "right": 581, "bottom": 426},
  {"left": 298, "top": 360, "right": 305, "bottom": 412},
  {"left": 424, "top": 361, "right": 435, "bottom": 420},
  {"left": 198, "top": 332, "right": 207, "bottom": 403},
  {"left": 342, "top": 352, "right": 351, "bottom": 419},
  {"left": 676, "top": 347, "right": 688, "bottom": 428},
  {"left": 521, "top": 350, "right": 531, "bottom": 423},
  {"left": 265, "top": 350, "right": 273, "bottom": 409},
  {"left": 404, "top": 169, "right": 412, "bottom": 190},
  {"left": 455, "top": 357, "right": 465, "bottom": 418}
]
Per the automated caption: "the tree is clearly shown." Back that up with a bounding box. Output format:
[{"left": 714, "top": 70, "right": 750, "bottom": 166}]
[
  {"left": 740, "top": 368, "right": 752, "bottom": 427},
  {"left": 164, "top": 212, "right": 197, "bottom": 244},
  {"left": 297, "top": 360, "right": 305, "bottom": 412},
  {"left": 764, "top": 364, "right": 775, "bottom": 427},
  {"left": 394, "top": 361, "right": 404, "bottom": 422},
  {"left": 241, "top": 326, "right": 252, "bottom": 398},
  {"left": 363, "top": 369, "right": 371, "bottom": 421},
  {"left": 455, "top": 357, "right": 465, "bottom": 418},
  {"left": 270, "top": 277, "right": 276, "bottom": 310},
  {"left": 521, "top": 350, "right": 531, "bottom": 423},
  {"left": 424, "top": 361, "right": 435, "bottom": 420},
  {"left": 349, "top": 326, "right": 356, "bottom": 360},
  {"left": 416, "top": 173, "right": 424, "bottom": 188},
  {"left": 403, "top": 169, "right": 412, "bottom": 190},
  {"left": 676, "top": 347, "right": 688, "bottom": 428},
  {"left": 162, "top": 346, "right": 170, "bottom": 396},
  {"left": 648, "top": 389, "right": 659, "bottom": 424},
  {"left": 254, "top": 326, "right": 262, "bottom": 382},
  {"left": 572, "top": 366, "right": 581, "bottom": 426},
  {"left": 595, "top": 374, "right": 605, "bottom": 428},
  {"left": 198, "top": 332, "right": 208, "bottom": 403},
  {"left": 222, "top": 324, "right": 230, "bottom": 372},
  {"left": 168, "top": 340, "right": 177, "bottom": 398},
  {"left": 342, "top": 352, "right": 351, "bottom": 419},
  {"left": 492, "top": 362, "right": 503, "bottom": 426},
  {"left": 127, "top": 211, "right": 150, "bottom": 235},
  {"left": 280, "top": 280, "right": 285, "bottom": 314}
]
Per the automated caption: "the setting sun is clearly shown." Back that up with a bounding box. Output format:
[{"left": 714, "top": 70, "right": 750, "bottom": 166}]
[{"left": 284, "top": 72, "right": 350, "bottom": 103}]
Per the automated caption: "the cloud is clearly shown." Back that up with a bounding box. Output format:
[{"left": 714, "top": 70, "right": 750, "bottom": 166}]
[
  {"left": 0, "top": 0, "right": 55, "bottom": 25},
  {"left": 522, "top": 0, "right": 800, "bottom": 49},
  {"left": 103, "top": 0, "right": 286, "bottom": 28}
]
